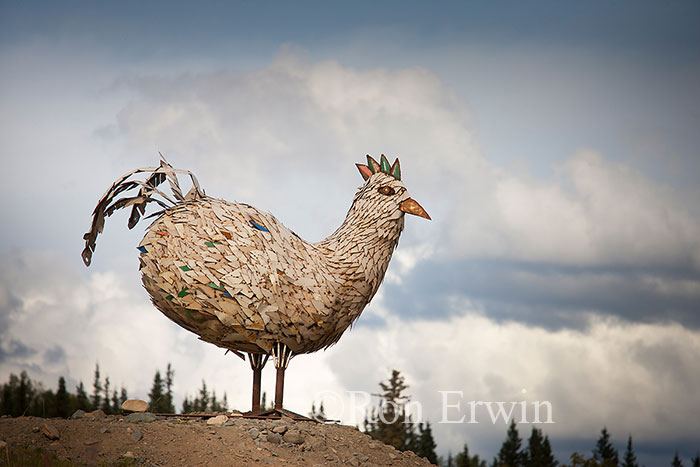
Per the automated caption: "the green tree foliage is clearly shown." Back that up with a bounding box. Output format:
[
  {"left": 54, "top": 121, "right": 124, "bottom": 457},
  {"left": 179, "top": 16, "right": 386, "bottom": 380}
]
[
  {"left": 181, "top": 379, "right": 228, "bottom": 413},
  {"left": 365, "top": 369, "right": 414, "bottom": 451},
  {"left": 55, "top": 377, "right": 70, "bottom": 418},
  {"left": 497, "top": 419, "right": 525, "bottom": 467},
  {"left": 524, "top": 426, "right": 557, "bottom": 466},
  {"left": 164, "top": 363, "right": 175, "bottom": 413},
  {"left": 691, "top": 453, "right": 700, "bottom": 467},
  {"left": 148, "top": 370, "right": 169, "bottom": 413},
  {"left": 76, "top": 381, "right": 91, "bottom": 411},
  {"left": 672, "top": 452, "right": 684, "bottom": 467},
  {"left": 91, "top": 363, "right": 102, "bottom": 410},
  {"left": 567, "top": 452, "right": 601, "bottom": 467},
  {"left": 309, "top": 401, "right": 327, "bottom": 421},
  {"left": 101, "top": 377, "right": 112, "bottom": 414},
  {"left": 412, "top": 422, "right": 438, "bottom": 465},
  {"left": 621, "top": 436, "right": 637, "bottom": 467},
  {"left": 592, "top": 427, "right": 618, "bottom": 466},
  {"left": 455, "top": 443, "right": 487, "bottom": 467}
]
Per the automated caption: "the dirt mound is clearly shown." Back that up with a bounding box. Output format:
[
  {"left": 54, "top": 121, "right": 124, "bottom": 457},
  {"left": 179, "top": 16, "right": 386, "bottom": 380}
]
[{"left": 0, "top": 413, "right": 432, "bottom": 466}]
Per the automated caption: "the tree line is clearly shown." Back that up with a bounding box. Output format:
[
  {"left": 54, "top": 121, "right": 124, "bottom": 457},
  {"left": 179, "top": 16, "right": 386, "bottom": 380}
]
[
  {"left": 358, "top": 369, "right": 700, "bottom": 467},
  {"left": 2, "top": 367, "right": 698, "bottom": 466},
  {"left": 0, "top": 362, "right": 228, "bottom": 417}
]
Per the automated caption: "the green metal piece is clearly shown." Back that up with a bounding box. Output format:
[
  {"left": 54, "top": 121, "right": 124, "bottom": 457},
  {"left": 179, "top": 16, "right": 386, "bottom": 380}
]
[
  {"left": 205, "top": 241, "right": 215, "bottom": 247},
  {"left": 206, "top": 282, "right": 224, "bottom": 290},
  {"left": 177, "top": 287, "right": 190, "bottom": 298},
  {"left": 180, "top": 265, "right": 192, "bottom": 271},
  {"left": 165, "top": 294, "right": 174, "bottom": 301},
  {"left": 380, "top": 154, "right": 391, "bottom": 173},
  {"left": 185, "top": 308, "right": 206, "bottom": 323}
]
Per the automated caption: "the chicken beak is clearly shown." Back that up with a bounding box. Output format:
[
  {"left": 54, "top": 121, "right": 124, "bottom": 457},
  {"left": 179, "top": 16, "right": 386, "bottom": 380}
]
[{"left": 399, "top": 198, "right": 431, "bottom": 220}]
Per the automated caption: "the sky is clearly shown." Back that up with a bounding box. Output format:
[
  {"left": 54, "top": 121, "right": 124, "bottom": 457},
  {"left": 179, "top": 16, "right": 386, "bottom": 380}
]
[{"left": 1, "top": 0, "right": 699, "bottom": 464}]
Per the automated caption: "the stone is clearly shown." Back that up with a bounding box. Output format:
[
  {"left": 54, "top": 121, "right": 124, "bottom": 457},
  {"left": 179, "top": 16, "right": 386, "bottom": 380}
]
[
  {"left": 283, "top": 429, "right": 304, "bottom": 445},
  {"left": 84, "top": 409, "right": 106, "bottom": 420},
  {"left": 121, "top": 399, "right": 149, "bottom": 413},
  {"left": 100, "top": 427, "right": 110, "bottom": 434},
  {"left": 124, "top": 412, "right": 157, "bottom": 423},
  {"left": 206, "top": 415, "right": 228, "bottom": 426},
  {"left": 131, "top": 428, "right": 143, "bottom": 441},
  {"left": 40, "top": 423, "right": 60, "bottom": 440},
  {"left": 272, "top": 424, "right": 287, "bottom": 434},
  {"left": 70, "top": 409, "right": 86, "bottom": 420},
  {"left": 0, "top": 440, "right": 7, "bottom": 449},
  {"left": 266, "top": 432, "right": 282, "bottom": 445},
  {"left": 249, "top": 428, "right": 260, "bottom": 439},
  {"left": 123, "top": 451, "right": 136, "bottom": 458}
]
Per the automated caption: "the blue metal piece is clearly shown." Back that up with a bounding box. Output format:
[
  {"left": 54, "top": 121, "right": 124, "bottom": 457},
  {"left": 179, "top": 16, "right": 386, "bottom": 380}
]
[
  {"left": 250, "top": 220, "right": 270, "bottom": 232},
  {"left": 137, "top": 246, "right": 148, "bottom": 253}
]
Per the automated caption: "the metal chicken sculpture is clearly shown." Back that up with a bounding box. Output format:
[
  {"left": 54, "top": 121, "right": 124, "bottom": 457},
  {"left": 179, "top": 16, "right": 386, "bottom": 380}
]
[{"left": 82, "top": 154, "right": 430, "bottom": 418}]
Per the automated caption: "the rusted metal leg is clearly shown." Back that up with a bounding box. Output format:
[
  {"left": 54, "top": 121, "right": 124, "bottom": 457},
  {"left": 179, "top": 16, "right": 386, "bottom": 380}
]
[
  {"left": 272, "top": 342, "right": 293, "bottom": 410},
  {"left": 248, "top": 353, "right": 268, "bottom": 413}
]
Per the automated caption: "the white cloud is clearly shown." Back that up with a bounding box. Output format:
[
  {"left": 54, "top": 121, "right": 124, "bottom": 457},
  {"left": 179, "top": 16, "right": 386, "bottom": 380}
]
[{"left": 107, "top": 53, "right": 700, "bottom": 272}]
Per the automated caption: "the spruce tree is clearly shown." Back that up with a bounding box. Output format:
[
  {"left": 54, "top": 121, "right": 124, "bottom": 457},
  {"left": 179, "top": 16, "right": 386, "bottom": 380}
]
[
  {"left": 76, "top": 381, "right": 91, "bottom": 411},
  {"left": 592, "top": 427, "right": 618, "bottom": 466},
  {"left": 366, "top": 370, "right": 414, "bottom": 451},
  {"left": 55, "top": 377, "right": 70, "bottom": 418},
  {"left": 621, "top": 436, "right": 637, "bottom": 467},
  {"left": 119, "top": 387, "right": 128, "bottom": 405},
  {"left": 182, "top": 395, "right": 192, "bottom": 414},
  {"left": 413, "top": 422, "right": 438, "bottom": 464},
  {"left": 691, "top": 453, "right": 700, "bottom": 467},
  {"left": 148, "top": 370, "right": 167, "bottom": 412},
  {"left": 497, "top": 419, "right": 525, "bottom": 467},
  {"left": 165, "top": 363, "right": 175, "bottom": 413},
  {"left": 672, "top": 452, "right": 684, "bottom": 467},
  {"left": 101, "top": 377, "right": 111, "bottom": 414},
  {"left": 524, "top": 427, "right": 557, "bottom": 466},
  {"left": 111, "top": 390, "right": 120, "bottom": 414},
  {"left": 91, "top": 364, "right": 102, "bottom": 410},
  {"left": 455, "top": 444, "right": 469, "bottom": 467}
]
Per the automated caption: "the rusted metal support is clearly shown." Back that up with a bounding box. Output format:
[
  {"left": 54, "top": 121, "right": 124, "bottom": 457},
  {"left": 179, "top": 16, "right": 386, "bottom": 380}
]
[
  {"left": 248, "top": 353, "right": 268, "bottom": 413},
  {"left": 274, "top": 366, "right": 285, "bottom": 409},
  {"left": 272, "top": 342, "right": 293, "bottom": 410}
]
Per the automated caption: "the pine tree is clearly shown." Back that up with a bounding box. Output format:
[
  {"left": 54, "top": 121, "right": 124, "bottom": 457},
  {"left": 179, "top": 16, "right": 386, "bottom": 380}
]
[
  {"left": 119, "top": 387, "right": 128, "bottom": 404},
  {"left": 524, "top": 427, "right": 557, "bottom": 466},
  {"left": 165, "top": 363, "right": 175, "bottom": 413},
  {"left": 413, "top": 422, "right": 438, "bottom": 464},
  {"left": 91, "top": 364, "right": 102, "bottom": 410},
  {"left": 621, "top": 436, "right": 637, "bottom": 467},
  {"left": 148, "top": 370, "right": 167, "bottom": 413},
  {"left": 592, "top": 427, "right": 618, "bottom": 466},
  {"left": 76, "top": 381, "right": 91, "bottom": 411},
  {"left": 691, "top": 453, "right": 700, "bottom": 467},
  {"left": 55, "top": 377, "right": 70, "bottom": 418},
  {"left": 111, "top": 390, "right": 120, "bottom": 414},
  {"left": 497, "top": 419, "right": 525, "bottom": 467},
  {"left": 455, "top": 444, "right": 469, "bottom": 467},
  {"left": 672, "top": 452, "right": 684, "bottom": 467},
  {"left": 365, "top": 370, "right": 414, "bottom": 451},
  {"left": 101, "top": 377, "right": 111, "bottom": 414}
]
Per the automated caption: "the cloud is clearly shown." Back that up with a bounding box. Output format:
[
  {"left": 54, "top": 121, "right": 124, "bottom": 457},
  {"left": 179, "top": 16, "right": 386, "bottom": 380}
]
[
  {"left": 110, "top": 53, "right": 700, "bottom": 269},
  {"left": 320, "top": 301, "right": 700, "bottom": 458}
]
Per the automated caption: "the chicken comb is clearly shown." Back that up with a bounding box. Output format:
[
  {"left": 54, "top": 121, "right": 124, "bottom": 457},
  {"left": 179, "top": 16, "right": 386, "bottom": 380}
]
[{"left": 356, "top": 154, "right": 401, "bottom": 181}]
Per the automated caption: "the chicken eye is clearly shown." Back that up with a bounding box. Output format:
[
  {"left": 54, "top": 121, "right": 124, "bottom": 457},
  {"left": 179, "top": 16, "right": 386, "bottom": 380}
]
[{"left": 378, "top": 186, "right": 395, "bottom": 196}]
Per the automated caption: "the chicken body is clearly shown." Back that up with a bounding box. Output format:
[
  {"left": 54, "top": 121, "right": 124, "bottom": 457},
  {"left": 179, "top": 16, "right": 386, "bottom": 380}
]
[{"left": 138, "top": 171, "right": 410, "bottom": 355}]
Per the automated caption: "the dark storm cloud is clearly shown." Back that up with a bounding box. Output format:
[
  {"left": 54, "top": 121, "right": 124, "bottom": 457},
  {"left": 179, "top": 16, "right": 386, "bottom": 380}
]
[
  {"left": 378, "top": 259, "right": 700, "bottom": 330},
  {"left": 0, "top": 339, "right": 36, "bottom": 363},
  {"left": 42, "top": 345, "right": 67, "bottom": 365}
]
